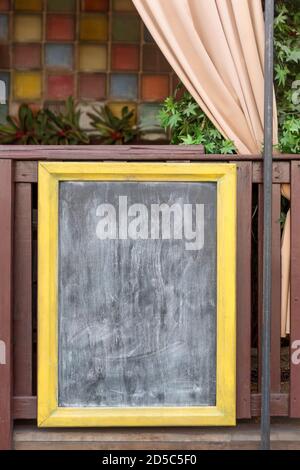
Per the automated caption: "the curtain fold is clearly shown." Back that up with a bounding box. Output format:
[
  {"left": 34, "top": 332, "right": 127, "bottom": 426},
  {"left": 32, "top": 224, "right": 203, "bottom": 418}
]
[
  {"left": 281, "top": 184, "right": 291, "bottom": 336},
  {"left": 133, "top": 0, "right": 290, "bottom": 335},
  {"left": 133, "top": 0, "right": 278, "bottom": 154}
]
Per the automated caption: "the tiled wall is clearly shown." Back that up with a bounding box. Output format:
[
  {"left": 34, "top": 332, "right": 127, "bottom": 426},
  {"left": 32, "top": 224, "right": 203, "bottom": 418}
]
[{"left": 0, "top": 0, "right": 177, "bottom": 139}]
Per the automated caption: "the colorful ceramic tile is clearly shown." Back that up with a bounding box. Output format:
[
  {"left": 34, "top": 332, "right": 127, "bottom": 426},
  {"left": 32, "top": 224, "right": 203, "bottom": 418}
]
[
  {"left": 45, "top": 44, "right": 74, "bottom": 69},
  {"left": 141, "top": 74, "right": 169, "bottom": 101},
  {"left": 113, "top": 0, "right": 135, "bottom": 11},
  {"left": 79, "top": 14, "right": 108, "bottom": 41},
  {"left": 14, "top": 71, "right": 42, "bottom": 100},
  {"left": 112, "top": 14, "right": 140, "bottom": 42},
  {"left": 78, "top": 101, "right": 95, "bottom": 131},
  {"left": 78, "top": 45, "right": 107, "bottom": 71},
  {"left": 0, "top": 104, "right": 8, "bottom": 123},
  {"left": 81, "top": 0, "right": 109, "bottom": 11},
  {"left": 44, "top": 101, "right": 66, "bottom": 114},
  {"left": 139, "top": 103, "right": 163, "bottom": 131},
  {"left": 111, "top": 44, "right": 139, "bottom": 71},
  {"left": 47, "top": 0, "right": 75, "bottom": 11},
  {"left": 47, "top": 74, "right": 74, "bottom": 100},
  {"left": 14, "top": 14, "right": 42, "bottom": 42},
  {"left": 110, "top": 73, "right": 138, "bottom": 99},
  {"left": 0, "top": 71, "right": 10, "bottom": 102},
  {"left": 108, "top": 101, "right": 136, "bottom": 124},
  {"left": 13, "top": 44, "right": 41, "bottom": 69},
  {"left": 46, "top": 14, "right": 75, "bottom": 41},
  {"left": 0, "top": 14, "right": 8, "bottom": 41},
  {"left": 10, "top": 101, "right": 41, "bottom": 116},
  {"left": 143, "top": 45, "right": 171, "bottom": 73},
  {"left": 15, "top": 0, "right": 42, "bottom": 10},
  {"left": 8, "top": 101, "right": 20, "bottom": 116},
  {"left": 0, "top": 44, "right": 10, "bottom": 68},
  {"left": 0, "top": 1, "right": 10, "bottom": 11},
  {"left": 78, "top": 73, "right": 106, "bottom": 100},
  {"left": 30, "top": 102, "right": 41, "bottom": 112},
  {"left": 3, "top": 0, "right": 177, "bottom": 130}
]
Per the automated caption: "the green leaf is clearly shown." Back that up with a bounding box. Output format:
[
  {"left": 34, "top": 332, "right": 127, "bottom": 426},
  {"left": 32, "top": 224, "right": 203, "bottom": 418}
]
[
  {"left": 275, "top": 64, "right": 290, "bottom": 86},
  {"left": 183, "top": 102, "right": 199, "bottom": 117},
  {"left": 288, "top": 49, "right": 300, "bottom": 63},
  {"left": 220, "top": 139, "right": 236, "bottom": 155},
  {"left": 180, "top": 134, "right": 196, "bottom": 145},
  {"left": 88, "top": 105, "right": 138, "bottom": 144},
  {"left": 167, "top": 112, "right": 182, "bottom": 129}
]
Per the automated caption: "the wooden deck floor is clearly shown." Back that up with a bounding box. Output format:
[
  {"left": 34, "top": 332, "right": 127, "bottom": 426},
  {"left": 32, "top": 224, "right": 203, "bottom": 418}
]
[{"left": 13, "top": 420, "right": 300, "bottom": 450}]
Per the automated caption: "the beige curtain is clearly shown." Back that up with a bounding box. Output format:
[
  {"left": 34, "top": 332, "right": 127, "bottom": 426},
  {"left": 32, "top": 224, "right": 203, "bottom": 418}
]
[
  {"left": 133, "top": 0, "right": 278, "bottom": 153},
  {"left": 133, "top": 0, "right": 291, "bottom": 335},
  {"left": 281, "top": 185, "right": 290, "bottom": 336}
]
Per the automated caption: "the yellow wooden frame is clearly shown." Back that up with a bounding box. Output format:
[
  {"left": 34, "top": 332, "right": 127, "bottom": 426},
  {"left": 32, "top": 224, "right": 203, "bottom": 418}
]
[{"left": 38, "top": 162, "right": 237, "bottom": 427}]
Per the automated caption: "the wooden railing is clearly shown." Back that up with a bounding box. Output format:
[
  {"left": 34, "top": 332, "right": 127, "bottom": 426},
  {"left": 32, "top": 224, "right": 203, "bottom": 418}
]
[{"left": 0, "top": 146, "right": 300, "bottom": 449}]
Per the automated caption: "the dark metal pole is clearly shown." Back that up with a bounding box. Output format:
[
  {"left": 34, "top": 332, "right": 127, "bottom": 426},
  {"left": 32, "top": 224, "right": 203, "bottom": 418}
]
[{"left": 261, "top": 0, "right": 274, "bottom": 451}]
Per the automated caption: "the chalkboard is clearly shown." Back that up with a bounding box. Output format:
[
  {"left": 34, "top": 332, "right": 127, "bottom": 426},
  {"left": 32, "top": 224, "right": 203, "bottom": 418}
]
[{"left": 58, "top": 181, "right": 217, "bottom": 408}]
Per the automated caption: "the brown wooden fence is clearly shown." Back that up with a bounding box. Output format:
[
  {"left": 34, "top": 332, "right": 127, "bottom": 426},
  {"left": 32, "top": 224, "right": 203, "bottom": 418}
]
[{"left": 0, "top": 146, "right": 300, "bottom": 449}]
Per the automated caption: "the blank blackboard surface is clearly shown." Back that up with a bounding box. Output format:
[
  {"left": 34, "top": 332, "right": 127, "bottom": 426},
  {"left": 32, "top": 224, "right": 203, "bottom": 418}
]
[{"left": 58, "top": 181, "right": 217, "bottom": 408}]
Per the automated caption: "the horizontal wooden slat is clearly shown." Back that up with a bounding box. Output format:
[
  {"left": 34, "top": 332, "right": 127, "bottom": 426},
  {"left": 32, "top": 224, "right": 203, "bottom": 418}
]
[
  {"left": 14, "top": 420, "right": 300, "bottom": 450},
  {"left": 13, "top": 397, "right": 36, "bottom": 420},
  {"left": 0, "top": 145, "right": 297, "bottom": 161},
  {"left": 13, "top": 441, "right": 254, "bottom": 451},
  {"left": 250, "top": 394, "right": 289, "bottom": 417},
  {"left": 2, "top": 145, "right": 205, "bottom": 160},
  {"left": 14, "top": 160, "right": 292, "bottom": 183},
  {"left": 252, "top": 161, "right": 290, "bottom": 183}
]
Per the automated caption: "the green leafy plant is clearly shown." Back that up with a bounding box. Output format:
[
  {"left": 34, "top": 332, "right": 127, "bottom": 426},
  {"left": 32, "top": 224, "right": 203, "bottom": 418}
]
[
  {"left": 0, "top": 97, "right": 89, "bottom": 145},
  {"left": 278, "top": 116, "right": 300, "bottom": 153},
  {"left": 159, "top": 88, "right": 236, "bottom": 154},
  {"left": 87, "top": 105, "right": 138, "bottom": 144},
  {"left": 0, "top": 104, "right": 44, "bottom": 144},
  {"left": 43, "top": 97, "right": 90, "bottom": 145},
  {"left": 159, "top": 0, "right": 300, "bottom": 155},
  {"left": 274, "top": 0, "right": 300, "bottom": 153}
]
